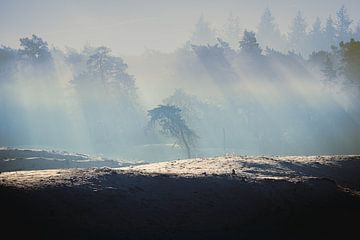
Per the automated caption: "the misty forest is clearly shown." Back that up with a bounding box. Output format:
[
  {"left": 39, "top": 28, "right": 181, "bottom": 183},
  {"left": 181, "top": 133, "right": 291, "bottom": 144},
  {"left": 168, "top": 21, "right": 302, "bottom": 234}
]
[
  {"left": 1, "top": 5, "right": 360, "bottom": 161},
  {"left": 1, "top": 2, "right": 360, "bottom": 239}
]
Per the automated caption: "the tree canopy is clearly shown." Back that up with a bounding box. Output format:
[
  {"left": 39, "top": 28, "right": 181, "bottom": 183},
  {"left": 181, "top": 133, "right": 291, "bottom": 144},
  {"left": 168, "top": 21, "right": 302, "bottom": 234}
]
[
  {"left": 148, "top": 105, "right": 197, "bottom": 158},
  {"left": 19, "top": 34, "right": 52, "bottom": 64},
  {"left": 340, "top": 39, "right": 360, "bottom": 85},
  {"left": 239, "top": 30, "right": 262, "bottom": 56}
]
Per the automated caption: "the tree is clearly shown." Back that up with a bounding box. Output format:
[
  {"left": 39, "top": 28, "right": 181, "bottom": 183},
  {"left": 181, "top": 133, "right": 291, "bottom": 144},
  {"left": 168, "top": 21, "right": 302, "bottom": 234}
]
[
  {"left": 223, "top": 12, "right": 242, "bottom": 49},
  {"left": 308, "top": 50, "right": 329, "bottom": 67},
  {"left": 19, "top": 34, "right": 52, "bottom": 64},
  {"left": 322, "top": 56, "right": 337, "bottom": 82},
  {"left": 353, "top": 21, "right": 360, "bottom": 40},
  {"left": 70, "top": 46, "right": 140, "bottom": 148},
  {"left": 288, "top": 11, "right": 308, "bottom": 55},
  {"left": 73, "top": 46, "right": 136, "bottom": 96},
  {"left": 239, "top": 30, "right": 262, "bottom": 56},
  {"left": 257, "top": 8, "right": 285, "bottom": 52},
  {"left": 340, "top": 39, "right": 360, "bottom": 85},
  {"left": 0, "top": 46, "right": 17, "bottom": 82},
  {"left": 336, "top": 5, "right": 353, "bottom": 43},
  {"left": 148, "top": 105, "right": 197, "bottom": 158},
  {"left": 324, "top": 15, "right": 337, "bottom": 49},
  {"left": 163, "top": 89, "right": 206, "bottom": 126},
  {"left": 87, "top": 46, "right": 112, "bottom": 82},
  {"left": 191, "top": 15, "right": 217, "bottom": 45},
  {"left": 308, "top": 17, "right": 324, "bottom": 51},
  {"left": 87, "top": 47, "right": 128, "bottom": 81},
  {"left": 192, "top": 41, "right": 237, "bottom": 84}
]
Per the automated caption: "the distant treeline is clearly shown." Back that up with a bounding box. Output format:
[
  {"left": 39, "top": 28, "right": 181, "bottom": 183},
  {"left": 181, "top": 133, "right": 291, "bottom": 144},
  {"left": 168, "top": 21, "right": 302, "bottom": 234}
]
[
  {"left": 1, "top": 6, "right": 360, "bottom": 159},
  {"left": 191, "top": 5, "right": 360, "bottom": 56}
]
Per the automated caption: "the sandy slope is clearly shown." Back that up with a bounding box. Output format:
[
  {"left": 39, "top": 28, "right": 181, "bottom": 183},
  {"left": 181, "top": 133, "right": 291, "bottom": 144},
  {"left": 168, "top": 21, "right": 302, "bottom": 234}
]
[
  {"left": 0, "top": 148, "right": 130, "bottom": 172},
  {"left": 122, "top": 155, "right": 360, "bottom": 180},
  {"left": 2, "top": 154, "right": 359, "bottom": 190},
  {"left": 1, "top": 155, "right": 360, "bottom": 239}
]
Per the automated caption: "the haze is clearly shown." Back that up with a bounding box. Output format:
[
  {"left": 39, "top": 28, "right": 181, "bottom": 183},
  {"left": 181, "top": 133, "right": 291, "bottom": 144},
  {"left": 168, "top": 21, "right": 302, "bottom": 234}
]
[
  {"left": 1, "top": 0, "right": 360, "bottom": 162},
  {"left": 1, "top": 0, "right": 360, "bottom": 55}
]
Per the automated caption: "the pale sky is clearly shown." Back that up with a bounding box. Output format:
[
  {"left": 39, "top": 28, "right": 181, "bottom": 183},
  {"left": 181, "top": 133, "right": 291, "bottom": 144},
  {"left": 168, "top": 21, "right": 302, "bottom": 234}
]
[{"left": 1, "top": 0, "right": 359, "bottom": 55}]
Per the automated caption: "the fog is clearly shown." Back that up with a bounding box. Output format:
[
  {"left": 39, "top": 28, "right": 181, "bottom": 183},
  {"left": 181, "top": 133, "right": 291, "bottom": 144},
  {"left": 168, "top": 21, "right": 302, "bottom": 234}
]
[
  {"left": 2, "top": 0, "right": 360, "bottom": 55},
  {"left": 1, "top": 1, "right": 360, "bottom": 162}
]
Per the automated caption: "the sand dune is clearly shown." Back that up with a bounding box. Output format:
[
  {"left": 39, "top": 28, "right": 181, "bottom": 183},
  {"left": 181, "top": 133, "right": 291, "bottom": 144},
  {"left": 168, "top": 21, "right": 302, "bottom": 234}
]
[{"left": 1, "top": 155, "right": 360, "bottom": 239}]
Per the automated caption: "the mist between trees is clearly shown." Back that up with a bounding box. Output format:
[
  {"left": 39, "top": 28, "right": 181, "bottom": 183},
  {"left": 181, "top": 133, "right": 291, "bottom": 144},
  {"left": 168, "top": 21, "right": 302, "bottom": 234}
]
[{"left": 1, "top": 5, "right": 360, "bottom": 162}]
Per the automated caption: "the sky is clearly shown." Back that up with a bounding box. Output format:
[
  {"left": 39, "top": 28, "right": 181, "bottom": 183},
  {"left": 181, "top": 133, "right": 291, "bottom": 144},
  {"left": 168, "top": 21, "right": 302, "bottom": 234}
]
[{"left": 1, "top": 0, "right": 360, "bottom": 55}]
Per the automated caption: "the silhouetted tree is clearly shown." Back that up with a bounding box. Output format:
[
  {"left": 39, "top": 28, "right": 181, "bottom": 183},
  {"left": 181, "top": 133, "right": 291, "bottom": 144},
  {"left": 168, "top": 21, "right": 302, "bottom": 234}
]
[
  {"left": 70, "top": 46, "right": 140, "bottom": 148},
  {"left": 148, "top": 105, "right": 197, "bottom": 158},
  {"left": 239, "top": 30, "right": 262, "bottom": 56},
  {"left": 73, "top": 46, "right": 136, "bottom": 96},
  {"left": 192, "top": 42, "right": 231, "bottom": 70},
  {"left": 19, "top": 34, "right": 52, "bottom": 64},
  {"left": 87, "top": 46, "right": 112, "bottom": 82}
]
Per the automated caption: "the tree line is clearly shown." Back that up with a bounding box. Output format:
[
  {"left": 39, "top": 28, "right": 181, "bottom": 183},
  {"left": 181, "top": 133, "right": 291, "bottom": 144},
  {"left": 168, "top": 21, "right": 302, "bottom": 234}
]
[
  {"left": 191, "top": 5, "right": 359, "bottom": 56},
  {"left": 1, "top": 10, "right": 360, "bottom": 159}
]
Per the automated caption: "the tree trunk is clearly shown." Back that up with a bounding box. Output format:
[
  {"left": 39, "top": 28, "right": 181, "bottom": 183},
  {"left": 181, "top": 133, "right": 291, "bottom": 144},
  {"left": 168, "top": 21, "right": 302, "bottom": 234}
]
[{"left": 180, "top": 129, "right": 191, "bottom": 159}]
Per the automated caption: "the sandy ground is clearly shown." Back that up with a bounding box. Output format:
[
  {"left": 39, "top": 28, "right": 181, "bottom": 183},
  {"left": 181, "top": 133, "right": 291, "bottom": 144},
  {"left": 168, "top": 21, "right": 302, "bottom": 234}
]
[
  {"left": 0, "top": 148, "right": 130, "bottom": 171},
  {"left": 122, "top": 154, "right": 360, "bottom": 180},
  {"left": 1, "top": 155, "right": 360, "bottom": 239}
]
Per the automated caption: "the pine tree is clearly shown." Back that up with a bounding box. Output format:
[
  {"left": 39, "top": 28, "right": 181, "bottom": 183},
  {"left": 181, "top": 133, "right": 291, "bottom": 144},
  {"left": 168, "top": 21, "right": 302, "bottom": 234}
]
[
  {"left": 336, "top": 5, "right": 353, "bottom": 43},
  {"left": 324, "top": 15, "right": 337, "bottom": 49},
  {"left": 223, "top": 12, "right": 242, "bottom": 49},
  {"left": 191, "top": 15, "right": 217, "bottom": 45},
  {"left": 239, "top": 30, "right": 262, "bottom": 56},
  {"left": 257, "top": 8, "right": 285, "bottom": 52},
  {"left": 288, "top": 11, "right": 308, "bottom": 55},
  {"left": 308, "top": 17, "right": 324, "bottom": 51}
]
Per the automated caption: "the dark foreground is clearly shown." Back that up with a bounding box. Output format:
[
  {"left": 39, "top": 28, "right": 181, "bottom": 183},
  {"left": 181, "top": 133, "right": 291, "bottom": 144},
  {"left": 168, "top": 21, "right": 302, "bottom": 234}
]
[{"left": 1, "top": 155, "right": 360, "bottom": 239}]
